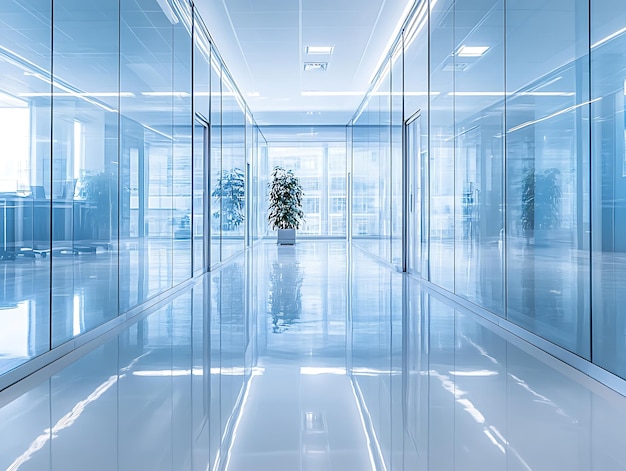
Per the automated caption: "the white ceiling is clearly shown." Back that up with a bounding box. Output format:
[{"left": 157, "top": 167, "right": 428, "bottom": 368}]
[{"left": 194, "top": 0, "right": 415, "bottom": 125}]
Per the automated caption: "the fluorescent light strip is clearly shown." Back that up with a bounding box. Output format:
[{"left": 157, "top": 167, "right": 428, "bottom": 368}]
[
  {"left": 508, "top": 98, "right": 601, "bottom": 133},
  {"left": 449, "top": 91, "right": 575, "bottom": 97},
  {"left": 156, "top": 0, "right": 179, "bottom": 24},
  {"left": 404, "top": 0, "right": 431, "bottom": 51},
  {"left": 369, "top": 0, "right": 419, "bottom": 84},
  {"left": 591, "top": 25, "right": 626, "bottom": 49},
  {"left": 302, "top": 91, "right": 364, "bottom": 97},
  {"left": 143, "top": 124, "right": 173, "bottom": 140},
  {"left": 142, "top": 91, "right": 190, "bottom": 97},
  {"left": 19, "top": 92, "right": 134, "bottom": 98},
  {"left": 23, "top": 71, "right": 117, "bottom": 113}
]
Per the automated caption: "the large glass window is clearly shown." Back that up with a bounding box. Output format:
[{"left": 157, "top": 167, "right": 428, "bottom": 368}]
[
  {"left": 0, "top": 0, "right": 256, "bottom": 382},
  {"left": 453, "top": 0, "right": 505, "bottom": 315},
  {"left": 505, "top": 0, "right": 590, "bottom": 357},
  {"left": 51, "top": 0, "right": 120, "bottom": 346},
  {"left": 591, "top": 0, "right": 626, "bottom": 376},
  {"left": 266, "top": 131, "right": 347, "bottom": 238},
  {"left": 172, "top": 0, "right": 193, "bottom": 284},
  {"left": 429, "top": 0, "right": 455, "bottom": 292},
  {"left": 0, "top": 0, "right": 52, "bottom": 374},
  {"left": 220, "top": 75, "right": 246, "bottom": 260}
]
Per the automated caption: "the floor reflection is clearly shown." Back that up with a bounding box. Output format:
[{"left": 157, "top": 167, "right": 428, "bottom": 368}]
[{"left": 0, "top": 241, "right": 625, "bottom": 471}]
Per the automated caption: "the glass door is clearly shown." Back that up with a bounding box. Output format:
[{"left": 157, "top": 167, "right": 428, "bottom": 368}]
[
  {"left": 405, "top": 112, "right": 426, "bottom": 276},
  {"left": 193, "top": 116, "right": 209, "bottom": 275}
]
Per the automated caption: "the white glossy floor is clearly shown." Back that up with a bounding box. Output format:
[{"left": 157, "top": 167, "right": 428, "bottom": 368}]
[{"left": 1, "top": 240, "right": 626, "bottom": 470}]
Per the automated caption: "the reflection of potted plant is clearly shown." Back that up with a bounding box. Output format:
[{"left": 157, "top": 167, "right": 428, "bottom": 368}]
[
  {"left": 268, "top": 258, "right": 303, "bottom": 333},
  {"left": 212, "top": 168, "right": 245, "bottom": 231},
  {"left": 267, "top": 166, "right": 304, "bottom": 245},
  {"left": 77, "top": 171, "right": 117, "bottom": 241},
  {"left": 521, "top": 167, "right": 561, "bottom": 242}
]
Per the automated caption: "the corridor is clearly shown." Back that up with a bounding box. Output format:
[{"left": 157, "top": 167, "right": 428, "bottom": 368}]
[{"left": 0, "top": 241, "right": 625, "bottom": 470}]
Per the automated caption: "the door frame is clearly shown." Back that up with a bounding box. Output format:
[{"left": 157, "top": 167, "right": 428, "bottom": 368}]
[{"left": 404, "top": 109, "right": 422, "bottom": 273}]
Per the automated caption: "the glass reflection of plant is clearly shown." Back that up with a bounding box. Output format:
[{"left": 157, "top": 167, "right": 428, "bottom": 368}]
[
  {"left": 521, "top": 168, "right": 561, "bottom": 234},
  {"left": 268, "top": 259, "right": 303, "bottom": 333},
  {"left": 212, "top": 168, "right": 245, "bottom": 231},
  {"left": 76, "top": 171, "right": 117, "bottom": 240}
]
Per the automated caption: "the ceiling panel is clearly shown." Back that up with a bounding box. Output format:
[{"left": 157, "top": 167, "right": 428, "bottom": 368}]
[{"left": 195, "top": 0, "right": 413, "bottom": 125}]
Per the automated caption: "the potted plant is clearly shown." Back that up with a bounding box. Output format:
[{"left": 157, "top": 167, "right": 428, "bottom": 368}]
[{"left": 267, "top": 166, "right": 304, "bottom": 245}]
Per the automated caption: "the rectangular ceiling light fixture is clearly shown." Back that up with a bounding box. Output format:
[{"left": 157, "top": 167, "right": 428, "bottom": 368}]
[
  {"left": 457, "top": 45, "right": 490, "bottom": 57},
  {"left": 304, "top": 62, "right": 327, "bottom": 71},
  {"left": 306, "top": 46, "right": 334, "bottom": 55}
]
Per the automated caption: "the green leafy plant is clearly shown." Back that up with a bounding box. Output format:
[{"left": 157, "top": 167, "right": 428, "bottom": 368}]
[
  {"left": 212, "top": 168, "right": 245, "bottom": 230},
  {"left": 267, "top": 166, "right": 304, "bottom": 230},
  {"left": 521, "top": 167, "right": 561, "bottom": 232}
]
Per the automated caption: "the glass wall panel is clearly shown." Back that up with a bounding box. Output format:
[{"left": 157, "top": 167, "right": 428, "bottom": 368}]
[
  {"left": 353, "top": 74, "right": 393, "bottom": 259},
  {"left": 256, "top": 131, "right": 269, "bottom": 239},
  {"left": 378, "top": 60, "right": 392, "bottom": 264},
  {"left": 591, "top": 0, "right": 626, "bottom": 376},
  {"left": 391, "top": 45, "right": 403, "bottom": 268},
  {"left": 0, "top": 0, "right": 52, "bottom": 373},
  {"left": 453, "top": 0, "right": 505, "bottom": 314},
  {"left": 51, "top": 0, "right": 120, "bottom": 346},
  {"left": 120, "top": 0, "right": 175, "bottom": 310},
  {"left": 172, "top": 2, "right": 192, "bottom": 285},
  {"left": 210, "top": 55, "right": 222, "bottom": 266},
  {"left": 220, "top": 75, "right": 245, "bottom": 261},
  {"left": 429, "top": 0, "right": 455, "bottom": 291},
  {"left": 193, "top": 22, "right": 210, "bottom": 274},
  {"left": 404, "top": 4, "right": 430, "bottom": 278},
  {"left": 505, "top": 0, "right": 590, "bottom": 357}
]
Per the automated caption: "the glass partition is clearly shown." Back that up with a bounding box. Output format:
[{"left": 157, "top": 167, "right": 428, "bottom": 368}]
[
  {"left": 453, "top": 0, "right": 505, "bottom": 315},
  {"left": 0, "top": 0, "right": 52, "bottom": 374},
  {"left": 591, "top": 0, "right": 626, "bottom": 376},
  {"left": 50, "top": 0, "right": 120, "bottom": 346},
  {"left": 505, "top": 0, "right": 590, "bottom": 356},
  {"left": 350, "top": 0, "right": 608, "bottom": 378},
  {"left": 429, "top": 0, "right": 455, "bottom": 292},
  {"left": 0, "top": 0, "right": 253, "bottom": 381}
]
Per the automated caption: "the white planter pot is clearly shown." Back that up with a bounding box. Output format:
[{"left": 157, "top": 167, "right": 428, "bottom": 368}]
[{"left": 277, "top": 229, "right": 296, "bottom": 245}]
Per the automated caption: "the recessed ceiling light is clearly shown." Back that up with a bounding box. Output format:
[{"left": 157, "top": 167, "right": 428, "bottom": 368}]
[
  {"left": 306, "top": 46, "right": 333, "bottom": 55},
  {"left": 304, "top": 62, "right": 327, "bottom": 71},
  {"left": 301, "top": 91, "right": 363, "bottom": 96},
  {"left": 457, "top": 45, "right": 490, "bottom": 57}
]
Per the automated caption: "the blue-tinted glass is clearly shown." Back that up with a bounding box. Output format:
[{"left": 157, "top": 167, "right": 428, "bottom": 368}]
[
  {"left": 391, "top": 46, "right": 403, "bottom": 269},
  {"left": 505, "top": 0, "right": 590, "bottom": 357},
  {"left": 429, "top": 0, "right": 455, "bottom": 291},
  {"left": 51, "top": 0, "right": 119, "bottom": 347},
  {"left": 172, "top": 1, "right": 192, "bottom": 285},
  {"left": 210, "top": 55, "right": 222, "bottom": 266},
  {"left": 193, "top": 20, "right": 211, "bottom": 274},
  {"left": 591, "top": 0, "right": 626, "bottom": 376},
  {"left": 220, "top": 76, "right": 245, "bottom": 260},
  {"left": 453, "top": 0, "right": 505, "bottom": 314},
  {"left": 0, "top": 0, "right": 52, "bottom": 373},
  {"left": 404, "top": 10, "right": 430, "bottom": 278},
  {"left": 120, "top": 0, "right": 174, "bottom": 310}
]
